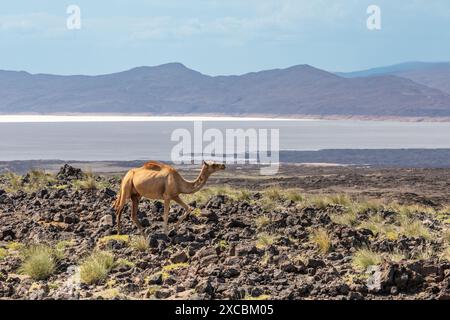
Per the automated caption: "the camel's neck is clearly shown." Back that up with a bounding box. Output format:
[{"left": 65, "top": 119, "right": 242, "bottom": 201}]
[{"left": 180, "top": 168, "right": 211, "bottom": 194}]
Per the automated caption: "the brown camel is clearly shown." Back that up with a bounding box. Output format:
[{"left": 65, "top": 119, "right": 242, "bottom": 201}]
[{"left": 113, "top": 160, "right": 225, "bottom": 235}]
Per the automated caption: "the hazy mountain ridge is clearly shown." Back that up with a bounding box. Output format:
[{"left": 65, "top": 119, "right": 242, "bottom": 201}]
[
  {"left": 337, "top": 62, "right": 450, "bottom": 95},
  {"left": 1, "top": 62, "right": 450, "bottom": 117}
]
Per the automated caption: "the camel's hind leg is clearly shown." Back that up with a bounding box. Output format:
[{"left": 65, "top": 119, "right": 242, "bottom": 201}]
[{"left": 131, "top": 194, "right": 144, "bottom": 235}]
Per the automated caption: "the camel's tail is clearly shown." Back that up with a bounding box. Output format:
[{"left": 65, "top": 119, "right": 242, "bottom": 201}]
[{"left": 113, "top": 170, "right": 135, "bottom": 213}]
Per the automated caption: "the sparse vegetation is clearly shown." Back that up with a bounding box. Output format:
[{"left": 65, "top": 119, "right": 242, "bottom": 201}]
[
  {"left": 330, "top": 209, "right": 358, "bottom": 226},
  {"left": 399, "top": 218, "right": 432, "bottom": 239},
  {"left": 358, "top": 214, "right": 399, "bottom": 240},
  {"left": 98, "top": 235, "right": 130, "bottom": 246},
  {"left": 1, "top": 169, "right": 56, "bottom": 193},
  {"left": 385, "top": 250, "right": 407, "bottom": 263},
  {"left": 443, "top": 229, "right": 450, "bottom": 244},
  {"left": 412, "top": 247, "right": 434, "bottom": 261},
  {"left": 130, "top": 235, "right": 149, "bottom": 251},
  {"left": 306, "top": 195, "right": 331, "bottom": 209},
  {"left": 328, "top": 194, "right": 353, "bottom": 207},
  {"left": 6, "top": 241, "right": 24, "bottom": 252},
  {"left": 26, "top": 169, "right": 56, "bottom": 191},
  {"left": 116, "top": 258, "right": 135, "bottom": 268},
  {"left": 285, "top": 189, "right": 304, "bottom": 202},
  {"left": 264, "top": 187, "right": 284, "bottom": 202},
  {"left": 54, "top": 240, "right": 73, "bottom": 260},
  {"left": 93, "top": 288, "right": 122, "bottom": 299},
  {"left": 356, "top": 199, "right": 386, "bottom": 213},
  {"left": 2, "top": 172, "right": 22, "bottom": 193},
  {"left": 244, "top": 294, "right": 271, "bottom": 300},
  {"left": 145, "top": 285, "right": 161, "bottom": 297},
  {"left": 440, "top": 247, "right": 450, "bottom": 262},
  {"left": 255, "top": 215, "right": 271, "bottom": 229},
  {"left": 184, "top": 185, "right": 252, "bottom": 205},
  {"left": 256, "top": 232, "right": 275, "bottom": 249},
  {"left": 73, "top": 171, "right": 108, "bottom": 191},
  {"left": 216, "top": 239, "right": 229, "bottom": 251},
  {"left": 235, "top": 188, "right": 252, "bottom": 201},
  {"left": 162, "top": 262, "right": 189, "bottom": 272},
  {"left": 80, "top": 250, "right": 115, "bottom": 284},
  {"left": 390, "top": 203, "right": 436, "bottom": 218},
  {"left": 0, "top": 248, "right": 7, "bottom": 260},
  {"left": 2, "top": 165, "right": 450, "bottom": 300},
  {"left": 19, "top": 245, "right": 58, "bottom": 280},
  {"left": 309, "top": 228, "right": 332, "bottom": 254},
  {"left": 352, "top": 248, "right": 382, "bottom": 270}
]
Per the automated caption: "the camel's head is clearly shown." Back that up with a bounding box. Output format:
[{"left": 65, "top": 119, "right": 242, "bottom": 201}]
[{"left": 202, "top": 160, "right": 226, "bottom": 174}]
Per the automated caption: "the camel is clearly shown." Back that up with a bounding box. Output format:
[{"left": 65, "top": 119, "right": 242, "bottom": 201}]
[{"left": 113, "top": 160, "right": 225, "bottom": 235}]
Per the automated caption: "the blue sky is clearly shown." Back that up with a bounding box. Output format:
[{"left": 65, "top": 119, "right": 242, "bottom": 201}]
[{"left": 1, "top": 0, "right": 449, "bottom": 75}]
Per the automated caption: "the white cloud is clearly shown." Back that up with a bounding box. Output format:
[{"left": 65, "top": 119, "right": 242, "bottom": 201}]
[
  {"left": 0, "top": 13, "right": 66, "bottom": 36},
  {"left": 126, "top": 0, "right": 355, "bottom": 44},
  {"left": 0, "top": 0, "right": 355, "bottom": 43}
]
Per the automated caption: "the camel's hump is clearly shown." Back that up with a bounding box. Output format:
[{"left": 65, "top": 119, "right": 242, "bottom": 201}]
[{"left": 142, "top": 161, "right": 171, "bottom": 171}]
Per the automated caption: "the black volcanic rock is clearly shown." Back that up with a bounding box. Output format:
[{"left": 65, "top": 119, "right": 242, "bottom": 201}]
[{"left": 57, "top": 164, "right": 83, "bottom": 181}]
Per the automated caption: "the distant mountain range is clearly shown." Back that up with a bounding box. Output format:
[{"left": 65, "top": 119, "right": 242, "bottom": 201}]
[{"left": 1, "top": 61, "right": 450, "bottom": 118}]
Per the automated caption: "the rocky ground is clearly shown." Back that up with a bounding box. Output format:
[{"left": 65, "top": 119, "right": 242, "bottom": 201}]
[{"left": 0, "top": 165, "right": 450, "bottom": 300}]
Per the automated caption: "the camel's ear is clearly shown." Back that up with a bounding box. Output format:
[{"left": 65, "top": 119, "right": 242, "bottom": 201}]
[{"left": 202, "top": 160, "right": 209, "bottom": 166}]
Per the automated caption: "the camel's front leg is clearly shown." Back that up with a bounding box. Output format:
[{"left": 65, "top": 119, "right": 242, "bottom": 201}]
[
  {"left": 173, "top": 195, "right": 192, "bottom": 229},
  {"left": 163, "top": 198, "right": 170, "bottom": 235}
]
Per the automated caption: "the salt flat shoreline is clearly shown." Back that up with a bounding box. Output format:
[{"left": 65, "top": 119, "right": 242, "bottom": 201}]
[
  {"left": 2, "top": 149, "right": 450, "bottom": 174},
  {"left": 0, "top": 115, "right": 312, "bottom": 123},
  {"left": 2, "top": 114, "right": 450, "bottom": 123}
]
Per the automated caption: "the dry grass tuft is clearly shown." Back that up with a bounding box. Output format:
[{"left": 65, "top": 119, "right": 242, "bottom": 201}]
[
  {"left": 244, "top": 294, "right": 271, "bottom": 300},
  {"left": 98, "top": 235, "right": 130, "bottom": 245},
  {"left": 411, "top": 247, "right": 435, "bottom": 261},
  {"left": 80, "top": 250, "right": 115, "bottom": 284},
  {"left": 309, "top": 228, "right": 332, "bottom": 254},
  {"left": 352, "top": 248, "right": 382, "bottom": 270},
  {"left": 399, "top": 218, "right": 432, "bottom": 239},
  {"left": 256, "top": 232, "right": 276, "bottom": 249},
  {"left": 0, "top": 248, "right": 8, "bottom": 260},
  {"left": 264, "top": 187, "right": 284, "bottom": 202},
  {"left": 385, "top": 250, "right": 407, "bottom": 263},
  {"left": 285, "top": 190, "right": 304, "bottom": 202},
  {"left": 327, "top": 194, "right": 353, "bottom": 206},
  {"left": 162, "top": 262, "right": 189, "bottom": 272},
  {"left": 73, "top": 171, "right": 108, "bottom": 191},
  {"left": 358, "top": 214, "right": 399, "bottom": 240},
  {"left": 255, "top": 215, "right": 271, "bottom": 230},
  {"left": 130, "top": 235, "right": 149, "bottom": 251},
  {"left": 331, "top": 209, "right": 358, "bottom": 227},
  {"left": 19, "top": 245, "right": 58, "bottom": 280}
]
